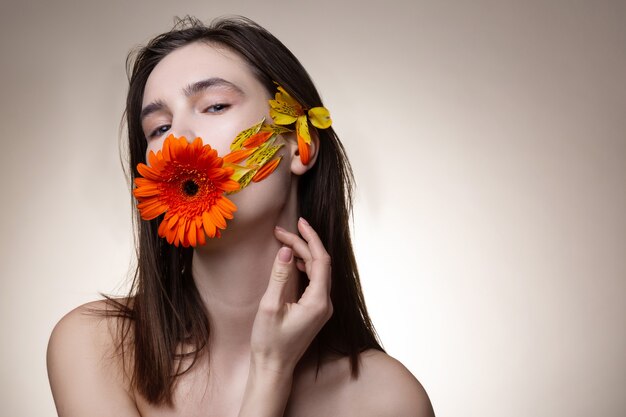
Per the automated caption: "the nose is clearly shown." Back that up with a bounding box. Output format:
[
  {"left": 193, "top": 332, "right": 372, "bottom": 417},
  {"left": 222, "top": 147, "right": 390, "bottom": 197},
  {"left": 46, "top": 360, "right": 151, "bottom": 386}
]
[{"left": 168, "top": 113, "right": 197, "bottom": 143}]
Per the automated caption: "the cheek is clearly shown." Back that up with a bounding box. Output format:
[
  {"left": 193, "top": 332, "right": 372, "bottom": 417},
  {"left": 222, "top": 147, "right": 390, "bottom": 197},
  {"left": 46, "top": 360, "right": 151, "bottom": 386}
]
[
  {"left": 144, "top": 137, "right": 167, "bottom": 165},
  {"left": 208, "top": 97, "right": 274, "bottom": 155},
  {"left": 226, "top": 154, "right": 292, "bottom": 221},
  {"left": 196, "top": 122, "right": 239, "bottom": 157}
]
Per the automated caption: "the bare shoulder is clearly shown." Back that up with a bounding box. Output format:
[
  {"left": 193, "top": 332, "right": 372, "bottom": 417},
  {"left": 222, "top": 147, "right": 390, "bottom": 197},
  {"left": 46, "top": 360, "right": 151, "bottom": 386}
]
[
  {"left": 47, "top": 299, "right": 139, "bottom": 417},
  {"left": 289, "top": 349, "right": 435, "bottom": 417},
  {"left": 49, "top": 299, "right": 123, "bottom": 340},
  {"left": 47, "top": 299, "right": 129, "bottom": 362},
  {"left": 350, "top": 349, "right": 436, "bottom": 417}
]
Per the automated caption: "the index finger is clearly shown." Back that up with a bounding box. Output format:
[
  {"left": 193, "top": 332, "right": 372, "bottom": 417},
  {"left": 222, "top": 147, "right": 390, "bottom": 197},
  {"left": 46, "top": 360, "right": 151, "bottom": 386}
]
[
  {"left": 297, "top": 217, "right": 332, "bottom": 300},
  {"left": 297, "top": 217, "right": 330, "bottom": 261}
]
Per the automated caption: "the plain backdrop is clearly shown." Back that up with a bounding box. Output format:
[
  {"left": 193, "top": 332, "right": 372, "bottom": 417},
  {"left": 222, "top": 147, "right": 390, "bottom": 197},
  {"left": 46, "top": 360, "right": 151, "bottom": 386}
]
[{"left": 1, "top": 1, "right": 625, "bottom": 416}]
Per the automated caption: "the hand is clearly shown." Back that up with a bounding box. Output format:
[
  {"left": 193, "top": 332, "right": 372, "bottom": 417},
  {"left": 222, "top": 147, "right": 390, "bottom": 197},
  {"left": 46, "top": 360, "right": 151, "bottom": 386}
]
[{"left": 249, "top": 217, "right": 334, "bottom": 374}]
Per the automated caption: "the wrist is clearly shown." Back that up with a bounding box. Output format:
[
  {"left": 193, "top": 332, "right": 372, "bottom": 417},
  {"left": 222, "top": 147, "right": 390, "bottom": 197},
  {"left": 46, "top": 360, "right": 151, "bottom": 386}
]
[
  {"left": 238, "top": 358, "right": 294, "bottom": 417},
  {"left": 249, "top": 356, "right": 295, "bottom": 384}
]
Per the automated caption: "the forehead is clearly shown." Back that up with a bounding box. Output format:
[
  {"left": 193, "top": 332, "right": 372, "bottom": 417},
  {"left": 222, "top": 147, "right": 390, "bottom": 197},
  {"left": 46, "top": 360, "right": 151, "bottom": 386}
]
[{"left": 142, "top": 42, "right": 262, "bottom": 105}]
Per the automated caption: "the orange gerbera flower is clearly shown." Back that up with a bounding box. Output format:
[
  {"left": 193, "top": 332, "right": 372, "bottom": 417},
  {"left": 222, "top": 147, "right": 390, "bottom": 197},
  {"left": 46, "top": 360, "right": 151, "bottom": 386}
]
[
  {"left": 268, "top": 84, "right": 332, "bottom": 165},
  {"left": 133, "top": 135, "right": 240, "bottom": 247}
]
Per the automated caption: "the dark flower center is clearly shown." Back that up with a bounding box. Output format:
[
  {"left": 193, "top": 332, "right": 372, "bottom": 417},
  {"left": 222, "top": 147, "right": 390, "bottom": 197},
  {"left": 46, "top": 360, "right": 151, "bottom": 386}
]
[{"left": 183, "top": 180, "right": 200, "bottom": 196}]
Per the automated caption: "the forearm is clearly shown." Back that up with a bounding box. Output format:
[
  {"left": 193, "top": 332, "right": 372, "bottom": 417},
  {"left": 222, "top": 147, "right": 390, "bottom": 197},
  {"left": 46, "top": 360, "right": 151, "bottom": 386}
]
[{"left": 238, "top": 362, "right": 294, "bottom": 417}]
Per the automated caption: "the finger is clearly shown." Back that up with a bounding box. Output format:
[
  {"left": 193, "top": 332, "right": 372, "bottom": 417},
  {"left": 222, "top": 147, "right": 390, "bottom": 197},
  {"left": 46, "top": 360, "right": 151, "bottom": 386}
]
[
  {"left": 274, "top": 227, "right": 313, "bottom": 265},
  {"left": 296, "top": 218, "right": 332, "bottom": 299},
  {"left": 296, "top": 258, "right": 306, "bottom": 272},
  {"left": 260, "top": 246, "right": 295, "bottom": 309},
  {"left": 297, "top": 217, "right": 330, "bottom": 261},
  {"left": 274, "top": 223, "right": 332, "bottom": 304}
]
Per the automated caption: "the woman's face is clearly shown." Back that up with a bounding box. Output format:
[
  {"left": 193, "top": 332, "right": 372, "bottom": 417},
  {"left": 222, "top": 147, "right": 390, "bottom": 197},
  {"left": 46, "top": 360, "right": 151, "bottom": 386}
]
[
  {"left": 141, "top": 41, "right": 274, "bottom": 160},
  {"left": 140, "top": 41, "right": 295, "bottom": 236}
]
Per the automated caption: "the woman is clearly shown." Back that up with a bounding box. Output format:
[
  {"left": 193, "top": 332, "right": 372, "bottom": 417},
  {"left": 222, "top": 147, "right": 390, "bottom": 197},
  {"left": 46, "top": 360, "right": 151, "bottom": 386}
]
[{"left": 47, "top": 16, "right": 435, "bottom": 417}]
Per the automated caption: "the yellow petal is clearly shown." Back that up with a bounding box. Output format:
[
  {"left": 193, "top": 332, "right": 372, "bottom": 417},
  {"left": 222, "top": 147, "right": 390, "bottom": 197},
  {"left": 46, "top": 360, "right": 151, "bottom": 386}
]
[
  {"left": 269, "top": 108, "right": 298, "bottom": 125},
  {"left": 247, "top": 142, "right": 283, "bottom": 167},
  {"left": 276, "top": 85, "right": 300, "bottom": 108},
  {"left": 308, "top": 107, "right": 332, "bottom": 129},
  {"left": 224, "top": 163, "right": 253, "bottom": 182},
  {"left": 237, "top": 169, "right": 256, "bottom": 190},
  {"left": 269, "top": 97, "right": 300, "bottom": 118},
  {"left": 230, "top": 118, "right": 265, "bottom": 150},
  {"left": 296, "top": 115, "right": 311, "bottom": 145},
  {"left": 263, "top": 124, "right": 292, "bottom": 135}
]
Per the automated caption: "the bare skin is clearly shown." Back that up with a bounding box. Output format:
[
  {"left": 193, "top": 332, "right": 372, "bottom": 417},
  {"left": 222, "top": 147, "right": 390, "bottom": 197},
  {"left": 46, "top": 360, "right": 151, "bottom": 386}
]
[
  {"left": 48, "top": 301, "right": 434, "bottom": 417},
  {"left": 46, "top": 42, "right": 436, "bottom": 417}
]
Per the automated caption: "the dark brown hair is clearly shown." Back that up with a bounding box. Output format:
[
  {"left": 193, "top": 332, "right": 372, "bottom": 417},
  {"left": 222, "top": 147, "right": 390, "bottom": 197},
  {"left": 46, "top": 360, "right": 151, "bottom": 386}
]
[{"left": 98, "top": 15, "right": 384, "bottom": 406}]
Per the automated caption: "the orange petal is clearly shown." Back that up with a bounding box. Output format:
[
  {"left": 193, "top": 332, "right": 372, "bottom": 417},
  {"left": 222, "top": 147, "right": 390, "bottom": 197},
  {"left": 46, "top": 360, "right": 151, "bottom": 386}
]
[
  {"left": 221, "top": 180, "right": 241, "bottom": 192},
  {"left": 297, "top": 134, "right": 310, "bottom": 165},
  {"left": 137, "top": 201, "right": 166, "bottom": 220},
  {"left": 177, "top": 219, "right": 186, "bottom": 246},
  {"left": 191, "top": 136, "right": 203, "bottom": 150},
  {"left": 165, "top": 226, "right": 177, "bottom": 244},
  {"left": 243, "top": 130, "right": 273, "bottom": 148},
  {"left": 133, "top": 186, "right": 159, "bottom": 198},
  {"left": 158, "top": 218, "right": 168, "bottom": 238},
  {"left": 137, "top": 163, "right": 161, "bottom": 181},
  {"left": 167, "top": 213, "right": 179, "bottom": 229},
  {"left": 196, "top": 225, "right": 206, "bottom": 246},
  {"left": 188, "top": 221, "right": 197, "bottom": 247},
  {"left": 147, "top": 151, "right": 160, "bottom": 168},
  {"left": 202, "top": 211, "right": 217, "bottom": 238},
  {"left": 223, "top": 148, "right": 256, "bottom": 164},
  {"left": 134, "top": 177, "right": 157, "bottom": 187},
  {"left": 162, "top": 140, "right": 171, "bottom": 161},
  {"left": 208, "top": 206, "right": 227, "bottom": 229},
  {"left": 252, "top": 157, "right": 282, "bottom": 182},
  {"left": 216, "top": 196, "right": 237, "bottom": 213}
]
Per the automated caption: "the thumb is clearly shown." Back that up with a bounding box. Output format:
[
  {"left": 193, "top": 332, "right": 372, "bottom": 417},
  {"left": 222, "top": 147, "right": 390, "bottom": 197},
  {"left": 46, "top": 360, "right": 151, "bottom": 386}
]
[{"left": 261, "top": 246, "right": 295, "bottom": 309}]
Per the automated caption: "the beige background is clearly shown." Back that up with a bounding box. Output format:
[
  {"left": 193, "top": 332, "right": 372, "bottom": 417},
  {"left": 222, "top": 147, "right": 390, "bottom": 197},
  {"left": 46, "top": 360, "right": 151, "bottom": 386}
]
[{"left": 1, "top": 1, "right": 625, "bottom": 416}]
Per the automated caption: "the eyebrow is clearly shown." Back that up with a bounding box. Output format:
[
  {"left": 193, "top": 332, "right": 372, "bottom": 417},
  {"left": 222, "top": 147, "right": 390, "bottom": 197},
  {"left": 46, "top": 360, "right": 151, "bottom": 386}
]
[
  {"left": 140, "top": 99, "right": 166, "bottom": 122},
  {"left": 140, "top": 77, "right": 245, "bottom": 121},
  {"left": 183, "top": 77, "right": 244, "bottom": 97}
]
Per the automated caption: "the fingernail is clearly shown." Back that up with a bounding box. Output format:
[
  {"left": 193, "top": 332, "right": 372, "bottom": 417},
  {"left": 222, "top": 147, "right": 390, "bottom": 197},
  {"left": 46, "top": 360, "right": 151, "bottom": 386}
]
[
  {"left": 299, "top": 217, "right": 309, "bottom": 226},
  {"left": 275, "top": 225, "right": 286, "bottom": 232},
  {"left": 278, "top": 246, "right": 293, "bottom": 262}
]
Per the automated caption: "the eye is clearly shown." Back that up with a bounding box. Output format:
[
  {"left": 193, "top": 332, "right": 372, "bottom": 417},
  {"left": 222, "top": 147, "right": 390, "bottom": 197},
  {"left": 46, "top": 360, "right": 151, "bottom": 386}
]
[
  {"left": 148, "top": 124, "right": 171, "bottom": 139},
  {"left": 204, "top": 103, "right": 230, "bottom": 113}
]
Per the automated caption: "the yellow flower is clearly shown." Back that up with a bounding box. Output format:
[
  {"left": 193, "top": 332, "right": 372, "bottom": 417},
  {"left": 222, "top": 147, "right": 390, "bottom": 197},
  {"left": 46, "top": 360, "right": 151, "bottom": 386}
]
[
  {"left": 224, "top": 119, "right": 288, "bottom": 191},
  {"left": 268, "top": 85, "right": 331, "bottom": 165}
]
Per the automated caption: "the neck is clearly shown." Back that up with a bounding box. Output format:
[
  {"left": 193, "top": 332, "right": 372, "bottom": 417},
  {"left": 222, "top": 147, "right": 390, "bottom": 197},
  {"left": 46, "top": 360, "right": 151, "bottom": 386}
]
[
  {"left": 191, "top": 228, "right": 277, "bottom": 357},
  {"left": 190, "top": 180, "right": 299, "bottom": 363}
]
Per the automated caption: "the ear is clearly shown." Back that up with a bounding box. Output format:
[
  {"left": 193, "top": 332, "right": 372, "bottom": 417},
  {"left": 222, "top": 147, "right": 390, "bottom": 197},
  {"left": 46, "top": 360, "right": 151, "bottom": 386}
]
[{"left": 289, "top": 128, "right": 320, "bottom": 176}]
